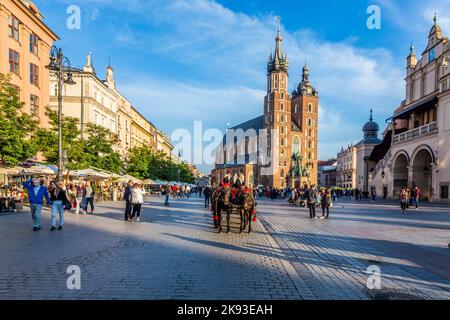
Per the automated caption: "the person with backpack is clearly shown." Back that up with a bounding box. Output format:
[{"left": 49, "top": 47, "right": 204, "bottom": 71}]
[{"left": 48, "top": 180, "right": 69, "bottom": 231}]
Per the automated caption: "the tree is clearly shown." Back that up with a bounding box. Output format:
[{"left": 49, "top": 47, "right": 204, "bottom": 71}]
[
  {"left": 83, "top": 123, "right": 123, "bottom": 173},
  {"left": 36, "top": 111, "right": 123, "bottom": 173},
  {"left": 126, "top": 146, "right": 196, "bottom": 183},
  {"left": 36, "top": 107, "right": 86, "bottom": 170},
  {"left": 126, "top": 146, "right": 152, "bottom": 179},
  {"left": 0, "top": 73, "right": 38, "bottom": 166}
]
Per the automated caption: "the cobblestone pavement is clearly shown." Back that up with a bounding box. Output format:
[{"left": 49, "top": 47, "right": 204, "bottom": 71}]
[
  {"left": 0, "top": 196, "right": 449, "bottom": 300},
  {"left": 0, "top": 196, "right": 304, "bottom": 300},
  {"left": 258, "top": 198, "right": 450, "bottom": 300}
]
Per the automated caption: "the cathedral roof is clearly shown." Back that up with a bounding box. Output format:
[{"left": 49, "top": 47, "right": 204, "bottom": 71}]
[
  {"left": 230, "top": 115, "right": 264, "bottom": 131},
  {"left": 363, "top": 110, "right": 380, "bottom": 132},
  {"left": 357, "top": 110, "right": 381, "bottom": 146},
  {"left": 222, "top": 116, "right": 264, "bottom": 144}
]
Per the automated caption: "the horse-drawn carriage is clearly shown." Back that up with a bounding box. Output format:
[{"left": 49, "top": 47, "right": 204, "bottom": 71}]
[{"left": 211, "top": 182, "right": 256, "bottom": 234}]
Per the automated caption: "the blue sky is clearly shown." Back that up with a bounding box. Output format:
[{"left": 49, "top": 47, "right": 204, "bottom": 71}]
[{"left": 33, "top": 0, "right": 450, "bottom": 173}]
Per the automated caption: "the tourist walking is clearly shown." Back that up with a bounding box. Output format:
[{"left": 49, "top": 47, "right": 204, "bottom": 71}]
[
  {"left": 22, "top": 178, "right": 51, "bottom": 231},
  {"left": 75, "top": 183, "right": 84, "bottom": 214},
  {"left": 203, "top": 185, "right": 212, "bottom": 208},
  {"left": 320, "top": 188, "right": 331, "bottom": 219},
  {"left": 48, "top": 180, "right": 69, "bottom": 231},
  {"left": 186, "top": 185, "right": 191, "bottom": 198},
  {"left": 131, "top": 184, "right": 145, "bottom": 223},
  {"left": 83, "top": 181, "right": 95, "bottom": 214},
  {"left": 164, "top": 182, "right": 171, "bottom": 206},
  {"left": 332, "top": 190, "right": 337, "bottom": 202},
  {"left": 400, "top": 187, "right": 408, "bottom": 214},
  {"left": 370, "top": 189, "right": 377, "bottom": 203},
  {"left": 307, "top": 185, "right": 317, "bottom": 219},
  {"left": 123, "top": 180, "right": 133, "bottom": 221},
  {"left": 414, "top": 186, "right": 421, "bottom": 209}
]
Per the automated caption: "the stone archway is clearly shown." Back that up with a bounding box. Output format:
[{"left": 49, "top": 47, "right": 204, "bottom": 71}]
[
  {"left": 392, "top": 153, "right": 409, "bottom": 199},
  {"left": 411, "top": 148, "right": 433, "bottom": 200}
]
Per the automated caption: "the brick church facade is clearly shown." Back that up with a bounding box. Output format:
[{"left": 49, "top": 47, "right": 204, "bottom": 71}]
[{"left": 211, "top": 27, "right": 319, "bottom": 189}]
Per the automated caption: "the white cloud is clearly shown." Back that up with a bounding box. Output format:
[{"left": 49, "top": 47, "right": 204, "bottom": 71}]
[{"left": 119, "top": 75, "right": 265, "bottom": 131}]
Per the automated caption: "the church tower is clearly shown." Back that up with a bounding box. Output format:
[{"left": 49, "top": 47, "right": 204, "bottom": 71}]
[
  {"left": 262, "top": 21, "right": 292, "bottom": 188},
  {"left": 291, "top": 61, "right": 319, "bottom": 186}
]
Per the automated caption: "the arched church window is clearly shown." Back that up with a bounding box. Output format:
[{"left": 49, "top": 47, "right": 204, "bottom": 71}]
[
  {"left": 281, "top": 102, "right": 284, "bottom": 111},
  {"left": 281, "top": 92, "right": 284, "bottom": 100},
  {"left": 308, "top": 104, "right": 313, "bottom": 112},
  {"left": 293, "top": 137, "right": 300, "bottom": 154}
]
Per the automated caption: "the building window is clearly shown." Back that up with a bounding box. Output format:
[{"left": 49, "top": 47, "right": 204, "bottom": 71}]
[
  {"left": 30, "top": 95, "right": 39, "bottom": 117},
  {"left": 8, "top": 15, "right": 20, "bottom": 41},
  {"left": 30, "top": 34, "right": 39, "bottom": 56},
  {"left": 294, "top": 104, "right": 298, "bottom": 113},
  {"left": 292, "top": 137, "right": 300, "bottom": 154},
  {"left": 308, "top": 104, "right": 313, "bottom": 112},
  {"left": 281, "top": 92, "right": 284, "bottom": 100},
  {"left": 281, "top": 102, "right": 284, "bottom": 111},
  {"left": 9, "top": 49, "right": 20, "bottom": 75},
  {"left": 441, "top": 184, "right": 449, "bottom": 199},
  {"left": 30, "top": 64, "right": 39, "bottom": 86}
]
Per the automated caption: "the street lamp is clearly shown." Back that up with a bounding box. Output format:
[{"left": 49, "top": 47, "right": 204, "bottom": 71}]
[{"left": 46, "top": 46, "right": 76, "bottom": 181}]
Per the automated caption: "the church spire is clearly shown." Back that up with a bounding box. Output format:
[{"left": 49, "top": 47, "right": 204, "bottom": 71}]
[
  {"left": 267, "top": 16, "right": 288, "bottom": 74},
  {"left": 302, "top": 60, "right": 309, "bottom": 82},
  {"left": 434, "top": 12, "right": 437, "bottom": 25},
  {"left": 274, "top": 16, "right": 283, "bottom": 61},
  {"left": 369, "top": 109, "right": 373, "bottom": 122}
]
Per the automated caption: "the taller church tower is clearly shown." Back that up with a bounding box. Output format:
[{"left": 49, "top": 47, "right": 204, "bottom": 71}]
[{"left": 262, "top": 24, "right": 292, "bottom": 188}]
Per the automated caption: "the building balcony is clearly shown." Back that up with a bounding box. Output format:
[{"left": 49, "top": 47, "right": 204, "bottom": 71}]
[{"left": 392, "top": 122, "right": 437, "bottom": 145}]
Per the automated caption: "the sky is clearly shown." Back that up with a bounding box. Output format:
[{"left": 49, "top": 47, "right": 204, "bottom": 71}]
[{"left": 32, "top": 0, "right": 450, "bottom": 173}]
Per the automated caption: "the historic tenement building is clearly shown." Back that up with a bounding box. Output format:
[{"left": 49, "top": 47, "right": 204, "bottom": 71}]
[
  {"left": 49, "top": 52, "right": 173, "bottom": 159},
  {"left": 369, "top": 15, "right": 450, "bottom": 202},
  {"left": 212, "top": 26, "right": 319, "bottom": 188},
  {"left": 0, "top": 0, "right": 58, "bottom": 128}
]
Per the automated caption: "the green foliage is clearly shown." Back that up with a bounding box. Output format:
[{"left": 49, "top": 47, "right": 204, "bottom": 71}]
[
  {"left": 0, "top": 74, "right": 38, "bottom": 166},
  {"left": 126, "top": 146, "right": 196, "bottom": 183},
  {"left": 36, "top": 108, "right": 124, "bottom": 173},
  {"left": 36, "top": 107, "right": 86, "bottom": 169}
]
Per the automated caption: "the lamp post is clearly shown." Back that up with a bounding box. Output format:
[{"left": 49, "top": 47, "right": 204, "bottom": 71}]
[{"left": 46, "top": 46, "right": 76, "bottom": 181}]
